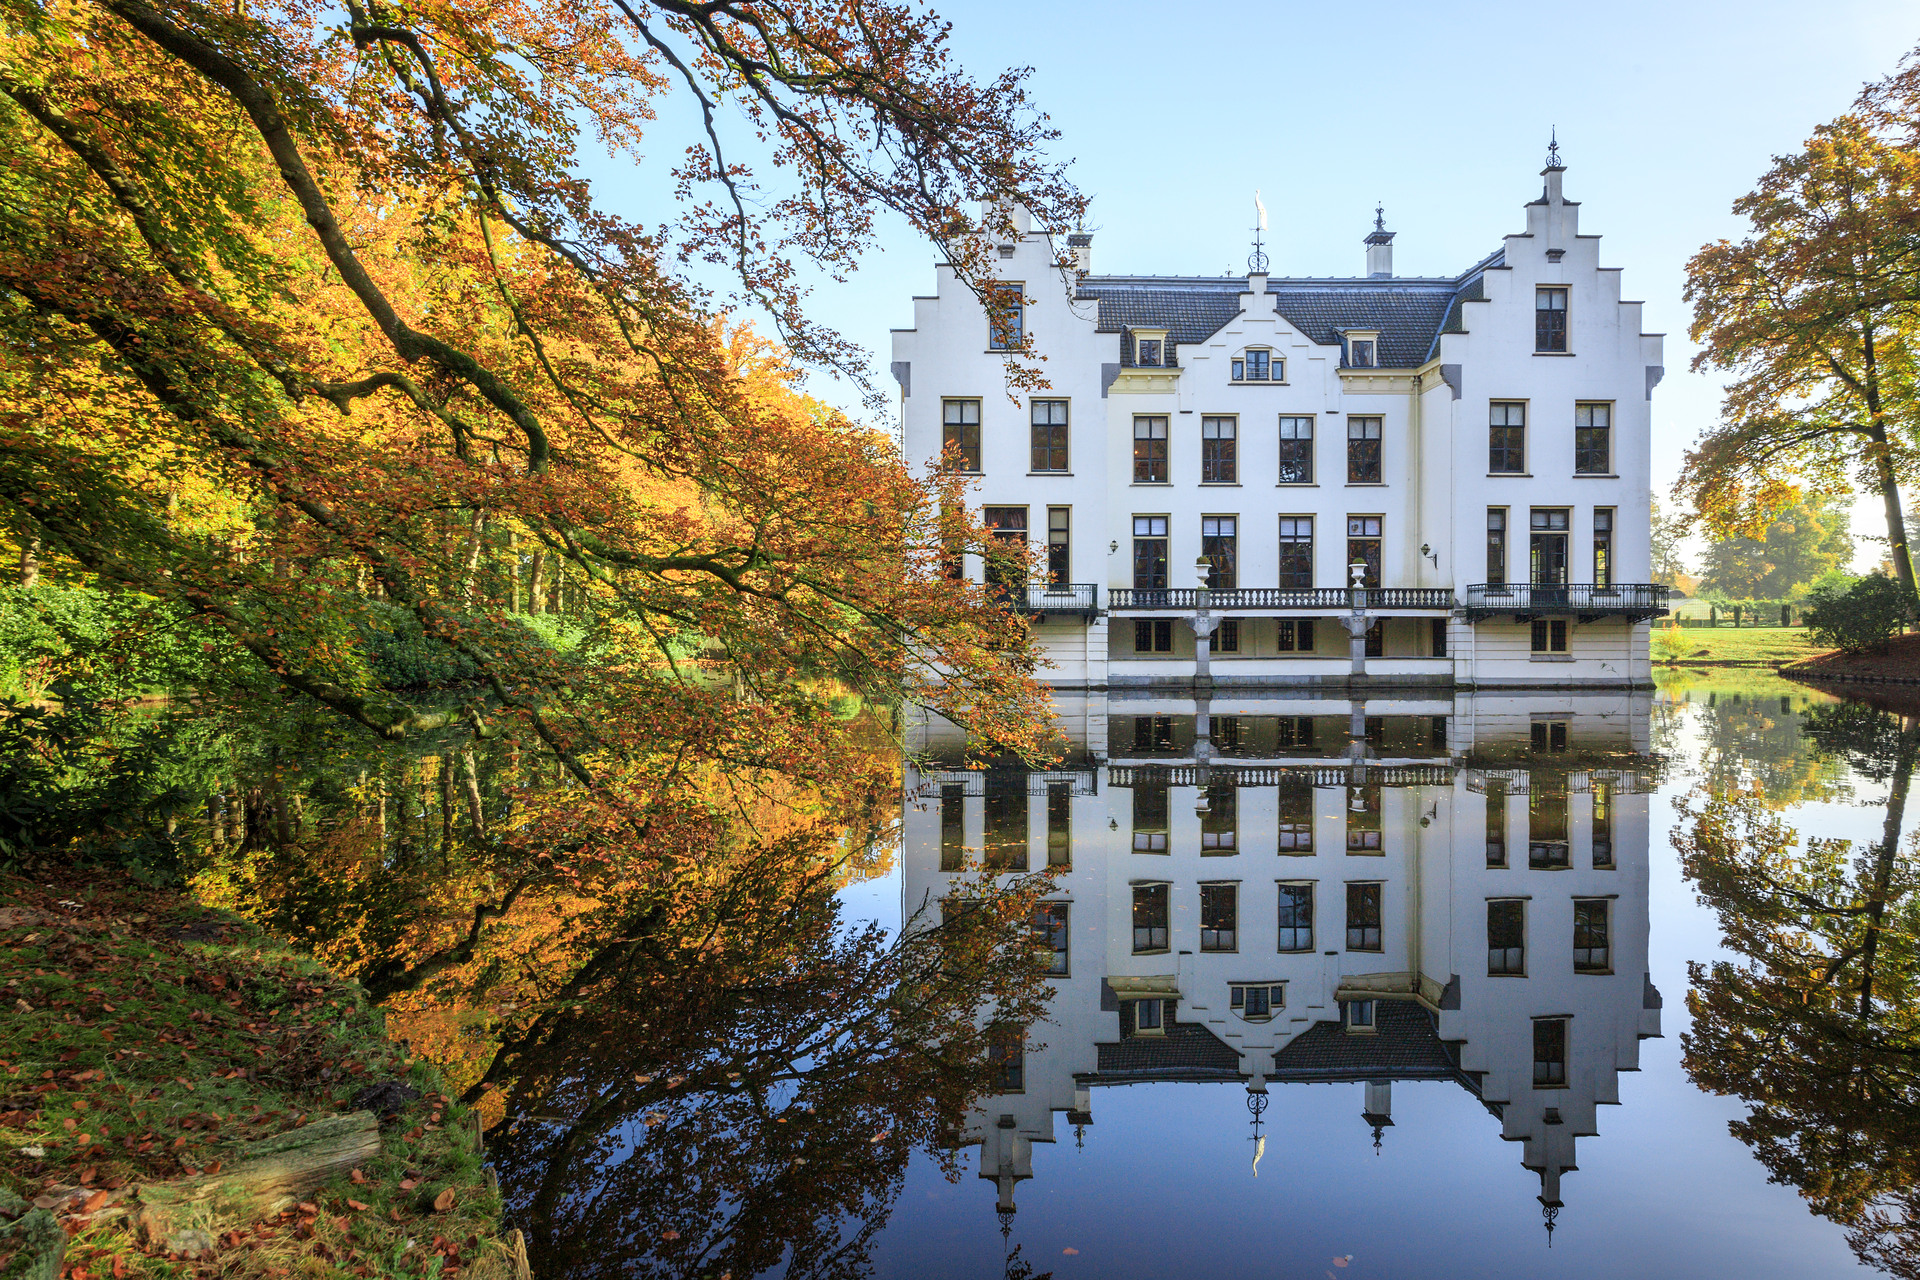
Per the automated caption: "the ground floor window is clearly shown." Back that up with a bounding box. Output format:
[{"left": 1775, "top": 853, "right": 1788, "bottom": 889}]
[{"left": 1531, "top": 619, "right": 1568, "bottom": 654}]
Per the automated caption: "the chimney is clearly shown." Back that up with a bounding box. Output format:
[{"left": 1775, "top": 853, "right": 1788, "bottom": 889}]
[
  {"left": 1541, "top": 132, "right": 1567, "bottom": 204},
  {"left": 1067, "top": 231, "right": 1092, "bottom": 276},
  {"left": 1364, "top": 206, "right": 1394, "bottom": 278}
]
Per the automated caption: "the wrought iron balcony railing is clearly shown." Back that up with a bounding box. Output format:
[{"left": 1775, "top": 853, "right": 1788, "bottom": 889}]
[
  {"left": 996, "top": 582, "right": 1099, "bottom": 616},
  {"left": 1108, "top": 587, "right": 1455, "bottom": 611},
  {"left": 1463, "top": 582, "right": 1670, "bottom": 621}
]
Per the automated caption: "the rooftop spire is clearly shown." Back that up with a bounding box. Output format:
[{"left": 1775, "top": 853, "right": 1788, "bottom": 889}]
[
  {"left": 1249, "top": 189, "right": 1270, "bottom": 275},
  {"left": 1545, "top": 127, "right": 1564, "bottom": 171}
]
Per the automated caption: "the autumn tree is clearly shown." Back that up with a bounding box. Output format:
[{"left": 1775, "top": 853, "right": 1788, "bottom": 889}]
[
  {"left": 1675, "top": 700, "right": 1920, "bottom": 1273},
  {"left": 0, "top": 0, "right": 1095, "bottom": 996},
  {"left": 1698, "top": 493, "right": 1855, "bottom": 599},
  {"left": 1681, "top": 50, "right": 1920, "bottom": 605},
  {"left": 1650, "top": 495, "right": 1691, "bottom": 588}
]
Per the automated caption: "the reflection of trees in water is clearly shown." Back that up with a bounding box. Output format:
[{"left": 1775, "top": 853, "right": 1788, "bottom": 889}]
[
  {"left": 1677, "top": 699, "right": 1920, "bottom": 1274},
  {"left": 1669, "top": 684, "right": 1852, "bottom": 807},
  {"left": 143, "top": 698, "right": 1058, "bottom": 1276},
  {"left": 482, "top": 869, "right": 1054, "bottom": 1280}
]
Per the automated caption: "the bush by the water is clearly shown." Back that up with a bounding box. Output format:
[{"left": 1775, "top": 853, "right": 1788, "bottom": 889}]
[{"left": 1802, "top": 573, "right": 1914, "bottom": 652}]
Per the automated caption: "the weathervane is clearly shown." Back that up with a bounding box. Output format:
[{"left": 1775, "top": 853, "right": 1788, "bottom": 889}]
[
  {"left": 1250, "top": 190, "right": 1269, "bottom": 274},
  {"left": 1546, "top": 127, "right": 1563, "bottom": 170}
]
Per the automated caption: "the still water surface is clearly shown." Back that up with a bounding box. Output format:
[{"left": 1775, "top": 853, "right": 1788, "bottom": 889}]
[{"left": 495, "top": 675, "right": 1912, "bottom": 1278}]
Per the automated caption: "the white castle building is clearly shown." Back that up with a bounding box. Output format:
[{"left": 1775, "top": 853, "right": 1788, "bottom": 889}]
[
  {"left": 904, "top": 689, "right": 1664, "bottom": 1240},
  {"left": 892, "top": 148, "right": 1667, "bottom": 689}
]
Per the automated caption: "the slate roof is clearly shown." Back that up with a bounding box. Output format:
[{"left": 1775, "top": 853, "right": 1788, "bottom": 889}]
[
  {"left": 1091, "top": 1010, "right": 1243, "bottom": 1082},
  {"left": 1079, "top": 249, "right": 1502, "bottom": 370},
  {"left": 1268, "top": 1001, "right": 1475, "bottom": 1086}
]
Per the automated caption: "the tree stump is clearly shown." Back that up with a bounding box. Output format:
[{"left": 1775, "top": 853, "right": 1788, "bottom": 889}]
[{"left": 135, "top": 1111, "right": 382, "bottom": 1244}]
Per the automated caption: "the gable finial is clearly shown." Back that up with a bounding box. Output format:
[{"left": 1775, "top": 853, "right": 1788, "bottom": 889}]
[
  {"left": 1249, "top": 189, "right": 1270, "bottom": 274},
  {"left": 1546, "top": 128, "right": 1564, "bottom": 170},
  {"left": 1374, "top": 204, "right": 1385, "bottom": 233}
]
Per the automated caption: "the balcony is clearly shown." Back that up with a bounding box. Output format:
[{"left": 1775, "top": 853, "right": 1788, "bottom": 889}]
[
  {"left": 1000, "top": 582, "right": 1099, "bottom": 618},
  {"left": 1463, "top": 582, "right": 1670, "bottom": 622},
  {"left": 1109, "top": 587, "right": 1455, "bottom": 611}
]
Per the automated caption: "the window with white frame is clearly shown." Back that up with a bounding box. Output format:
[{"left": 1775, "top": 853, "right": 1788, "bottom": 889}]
[
  {"left": 1278, "top": 416, "right": 1315, "bottom": 484},
  {"left": 1232, "top": 348, "right": 1280, "bottom": 382},
  {"left": 1230, "top": 983, "right": 1284, "bottom": 1019}
]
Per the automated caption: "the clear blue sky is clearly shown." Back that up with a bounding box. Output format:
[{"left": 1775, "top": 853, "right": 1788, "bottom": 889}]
[{"left": 589, "top": 0, "right": 1918, "bottom": 568}]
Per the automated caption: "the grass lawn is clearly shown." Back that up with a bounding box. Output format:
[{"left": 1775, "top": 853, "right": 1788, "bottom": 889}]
[
  {"left": 0, "top": 868, "right": 517, "bottom": 1279},
  {"left": 1654, "top": 624, "right": 1829, "bottom": 667}
]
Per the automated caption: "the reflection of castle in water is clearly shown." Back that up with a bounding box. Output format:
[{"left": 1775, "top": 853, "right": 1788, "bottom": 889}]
[{"left": 905, "top": 691, "right": 1663, "bottom": 1239}]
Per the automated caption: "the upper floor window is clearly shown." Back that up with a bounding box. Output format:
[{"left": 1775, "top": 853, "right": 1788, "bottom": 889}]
[
  {"left": 1488, "top": 899, "right": 1526, "bottom": 975},
  {"left": 1536, "top": 287, "right": 1568, "bottom": 352},
  {"left": 1489, "top": 402, "right": 1526, "bottom": 474},
  {"left": 1277, "top": 882, "right": 1314, "bottom": 951},
  {"left": 1348, "top": 337, "right": 1377, "bottom": 368},
  {"left": 1200, "top": 883, "right": 1237, "bottom": 951},
  {"left": 1135, "top": 335, "right": 1163, "bottom": 366},
  {"left": 1232, "top": 349, "right": 1279, "bottom": 382},
  {"left": 1346, "top": 516, "right": 1382, "bottom": 588},
  {"left": 1231, "top": 983, "right": 1284, "bottom": 1019},
  {"left": 941, "top": 398, "right": 982, "bottom": 472},
  {"left": 1133, "top": 416, "right": 1169, "bottom": 483},
  {"left": 1574, "top": 899, "right": 1612, "bottom": 972},
  {"left": 1486, "top": 509, "right": 1508, "bottom": 585},
  {"left": 1032, "top": 902, "right": 1069, "bottom": 976},
  {"left": 1030, "top": 399, "right": 1069, "bottom": 472},
  {"left": 988, "top": 1025, "right": 1025, "bottom": 1091},
  {"left": 1575, "top": 402, "right": 1611, "bottom": 474},
  {"left": 1345, "top": 881, "right": 1383, "bottom": 952},
  {"left": 988, "top": 283, "right": 1024, "bottom": 350},
  {"left": 1202, "top": 516, "right": 1238, "bottom": 589},
  {"left": 1201, "top": 416, "right": 1238, "bottom": 483},
  {"left": 1593, "top": 507, "right": 1614, "bottom": 587},
  {"left": 1132, "top": 883, "right": 1170, "bottom": 953},
  {"left": 982, "top": 507, "right": 1027, "bottom": 590},
  {"left": 1533, "top": 1017, "right": 1569, "bottom": 1087},
  {"left": 1278, "top": 416, "right": 1315, "bottom": 484},
  {"left": 1132, "top": 515, "right": 1169, "bottom": 590},
  {"left": 1277, "top": 516, "right": 1314, "bottom": 589},
  {"left": 1347, "top": 417, "right": 1383, "bottom": 484}
]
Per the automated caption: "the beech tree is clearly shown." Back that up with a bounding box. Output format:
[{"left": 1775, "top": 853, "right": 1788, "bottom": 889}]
[
  {"left": 1681, "top": 51, "right": 1920, "bottom": 605},
  {"left": 0, "top": 0, "right": 1091, "bottom": 885}
]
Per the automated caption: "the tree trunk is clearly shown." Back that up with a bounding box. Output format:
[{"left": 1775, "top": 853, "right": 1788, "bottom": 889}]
[
  {"left": 461, "top": 509, "right": 487, "bottom": 603},
  {"left": 135, "top": 1112, "right": 382, "bottom": 1246},
  {"left": 1866, "top": 424, "right": 1918, "bottom": 611},
  {"left": 528, "top": 550, "right": 547, "bottom": 615},
  {"left": 1859, "top": 719, "right": 1918, "bottom": 1019},
  {"left": 18, "top": 534, "right": 39, "bottom": 587},
  {"left": 460, "top": 749, "right": 487, "bottom": 839}
]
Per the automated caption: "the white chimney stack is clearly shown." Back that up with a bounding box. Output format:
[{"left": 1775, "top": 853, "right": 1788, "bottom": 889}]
[
  {"left": 1364, "top": 206, "right": 1394, "bottom": 278},
  {"left": 1067, "top": 231, "right": 1092, "bottom": 276}
]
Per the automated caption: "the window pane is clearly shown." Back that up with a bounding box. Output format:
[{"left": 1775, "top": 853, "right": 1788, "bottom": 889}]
[
  {"left": 1278, "top": 417, "right": 1315, "bottom": 484},
  {"left": 1132, "top": 884, "right": 1170, "bottom": 952},
  {"left": 1488, "top": 899, "right": 1526, "bottom": 975},
  {"left": 1278, "top": 883, "right": 1314, "bottom": 951},
  {"left": 1030, "top": 399, "right": 1069, "bottom": 472},
  {"left": 1345, "top": 882, "right": 1383, "bottom": 951},
  {"left": 1200, "top": 884, "right": 1237, "bottom": 951}
]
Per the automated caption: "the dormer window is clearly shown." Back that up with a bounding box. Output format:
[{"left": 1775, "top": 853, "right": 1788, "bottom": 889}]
[
  {"left": 1346, "top": 334, "right": 1378, "bottom": 368},
  {"left": 1231, "top": 348, "right": 1280, "bottom": 382},
  {"left": 1135, "top": 336, "right": 1163, "bottom": 366},
  {"left": 1230, "top": 983, "right": 1285, "bottom": 1021}
]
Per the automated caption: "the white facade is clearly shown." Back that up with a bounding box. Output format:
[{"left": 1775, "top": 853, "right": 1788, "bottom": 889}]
[
  {"left": 891, "top": 156, "right": 1666, "bottom": 690},
  {"left": 904, "top": 690, "right": 1663, "bottom": 1234}
]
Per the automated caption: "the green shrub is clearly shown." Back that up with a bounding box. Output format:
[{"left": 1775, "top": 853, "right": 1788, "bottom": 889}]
[
  {"left": 1803, "top": 574, "right": 1914, "bottom": 652},
  {"left": 0, "top": 586, "right": 203, "bottom": 698}
]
